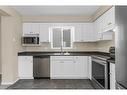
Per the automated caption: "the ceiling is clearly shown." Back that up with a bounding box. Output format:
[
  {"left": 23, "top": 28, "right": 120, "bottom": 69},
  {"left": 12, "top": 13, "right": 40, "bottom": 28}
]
[{"left": 12, "top": 6, "right": 100, "bottom": 16}]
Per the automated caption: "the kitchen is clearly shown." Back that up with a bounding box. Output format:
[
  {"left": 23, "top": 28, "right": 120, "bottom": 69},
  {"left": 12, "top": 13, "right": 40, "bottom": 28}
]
[{"left": 0, "top": 5, "right": 121, "bottom": 89}]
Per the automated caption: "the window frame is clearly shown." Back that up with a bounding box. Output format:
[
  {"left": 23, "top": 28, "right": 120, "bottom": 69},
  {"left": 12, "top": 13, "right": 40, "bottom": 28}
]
[{"left": 50, "top": 26, "right": 74, "bottom": 49}]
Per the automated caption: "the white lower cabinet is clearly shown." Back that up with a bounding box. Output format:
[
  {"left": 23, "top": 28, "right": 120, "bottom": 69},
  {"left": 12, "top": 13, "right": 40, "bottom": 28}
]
[
  {"left": 74, "top": 56, "right": 88, "bottom": 78},
  {"left": 18, "top": 55, "right": 91, "bottom": 80},
  {"left": 87, "top": 56, "right": 92, "bottom": 80},
  {"left": 110, "top": 63, "right": 116, "bottom": 89},
  {"left": 18, "top": 56, "right": 33, "bottom": 79},
  {"left": 50, "top": 56, "right": 89, "bottom": 79},
  {"left": 51, "top": 60, "right": 75, "bottom": 78}
]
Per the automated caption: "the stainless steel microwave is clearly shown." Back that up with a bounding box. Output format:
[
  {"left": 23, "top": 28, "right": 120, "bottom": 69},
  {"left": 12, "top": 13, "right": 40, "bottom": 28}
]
[{"left": 22, "top": 36, "right": 40, "bottom": 46}]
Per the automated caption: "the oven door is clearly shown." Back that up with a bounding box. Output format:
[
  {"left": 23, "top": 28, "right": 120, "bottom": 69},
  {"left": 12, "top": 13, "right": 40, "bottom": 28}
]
[{"left": 92, "top": 58, "right": 108, "bottom": 89}]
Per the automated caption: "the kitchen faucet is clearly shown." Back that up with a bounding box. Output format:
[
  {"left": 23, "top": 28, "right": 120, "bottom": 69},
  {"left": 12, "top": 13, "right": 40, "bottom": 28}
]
[{"left": 60, "top": 45, "right": 64, "bottom": 54}]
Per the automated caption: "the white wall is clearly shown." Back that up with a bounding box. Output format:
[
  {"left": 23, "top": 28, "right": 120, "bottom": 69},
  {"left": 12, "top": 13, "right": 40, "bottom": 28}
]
[
  {"left": 0, "top": 7, "right": 23, "bottom": 84},
  {"left": 0, "top": 17, "right": 1, "bottom": 74}
]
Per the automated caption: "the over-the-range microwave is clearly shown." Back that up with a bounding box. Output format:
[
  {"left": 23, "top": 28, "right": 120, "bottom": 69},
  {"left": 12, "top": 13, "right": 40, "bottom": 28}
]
[{"left": 22, "top": 35, "right": 40, "bottom": 46}]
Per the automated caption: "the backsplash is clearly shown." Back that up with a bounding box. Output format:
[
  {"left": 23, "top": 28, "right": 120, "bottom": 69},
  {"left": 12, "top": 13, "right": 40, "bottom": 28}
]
[
  {"left": 23, "top": 42, "right": 98, "bottom": 52},
  {"left": 97, "top": 40, "right": 115, "bottom": 52}
]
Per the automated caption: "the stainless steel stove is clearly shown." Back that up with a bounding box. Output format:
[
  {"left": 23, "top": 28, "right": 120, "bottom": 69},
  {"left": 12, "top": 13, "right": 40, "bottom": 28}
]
[{"left": 91, "top": 55, "right": 110, "bottom": 89}]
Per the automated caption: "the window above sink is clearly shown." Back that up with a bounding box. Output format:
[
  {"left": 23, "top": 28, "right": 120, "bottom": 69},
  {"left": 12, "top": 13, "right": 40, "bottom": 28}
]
[{"left": 50, "top": 26, "right": 74, "bottom": 49}]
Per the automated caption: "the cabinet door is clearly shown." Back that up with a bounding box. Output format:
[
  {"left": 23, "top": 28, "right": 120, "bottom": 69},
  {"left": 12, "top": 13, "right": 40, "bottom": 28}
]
[
  {"left": 74, "top": 24, "right": 83, "bottom": 42},
  {"left": 31, "top": 23, "right": 40, "bottom": 34},
  {"left": 23, "top": 23, "right": 40, "bottom": 35},
  {"left": 94, "top": 17, "right": 103, "bottom": 41},
  {"left": 96, "top": 33, "right": 103, "bottom": 41},
  {"left": 97, "top": 16, "right": 103, "bottom": 33},
  {"left": 74, "top": 56, "right": 88, "bottom": 78},
  {"left": 110, "top": 63, "right": 116, "bottom": 89},
  {"left": 50, "top": 60, "right": 61, "bottom": 78},
  {"left": 50, "top": 60, "right": 75, "bottom": 79},
  {"left": 103, "top": 7, "right": 115, "bottom": 32},
  {"left": 40, "top": 23, "right": 50, "bottom": 42},
  {"left": 93, "top": 20, "right": 100, "bottom": 41},
  {"left": 82, "top": 23, "right": 95, "bottom": 42},
  {"left": 60, "top": 60, "right": 75, "bottom": 78},
  {"left": 18, "top": 56, "right": 33, "bottom": 79},
  {"left": 23, "top": 23, "right": 32, "bottom": 35}
]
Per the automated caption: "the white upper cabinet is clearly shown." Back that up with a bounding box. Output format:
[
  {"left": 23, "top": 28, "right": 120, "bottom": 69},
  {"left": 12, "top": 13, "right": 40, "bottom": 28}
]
[
  {"left": 94, "top": 7, "right": 115, "bottom": 41},
  {"left": 31, "top": 23, "right": 40, "bottom": 34},
  {"left": 82, "top": 23, "right": 96, "bottom": 42},
  {"left": 23, "top": 23, "right": 40, "bottom": 35},
  {"left": 40, "top": 23, "right": 50, "bottom": 42},
  {"left": 74, "top": 23, "right": 96, "bottom": 42},
  {"left": 23, "top": 23, "right": 32, "bottom": 35},
  {"left": 94, "top": 15, "right": 103, "bottom": 34},
  {"left": 74, "top": 24, "right": 83, "bottom": 42},
  {"left": 95, "top": 7, "right": 115, "bottom": 34},
  {"left": 102, "top": 7, "right": 115, "bottom": 32}
]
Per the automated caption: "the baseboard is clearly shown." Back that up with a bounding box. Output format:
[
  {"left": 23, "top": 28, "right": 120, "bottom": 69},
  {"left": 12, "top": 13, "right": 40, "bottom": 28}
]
[
  {"left": 19, "top": 77, "right": 34, "bottom": 79},
  {"left": 50, "top": 76, "right": 89, "bottom": 79},
  {"left": 1, "top": 78, "right": 19, "bottom": 85}
]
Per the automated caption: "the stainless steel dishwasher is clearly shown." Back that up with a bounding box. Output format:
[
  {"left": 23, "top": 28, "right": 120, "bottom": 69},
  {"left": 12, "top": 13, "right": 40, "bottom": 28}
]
[{"left": 33, "top": 56, "right": 50, "bottom": 79}]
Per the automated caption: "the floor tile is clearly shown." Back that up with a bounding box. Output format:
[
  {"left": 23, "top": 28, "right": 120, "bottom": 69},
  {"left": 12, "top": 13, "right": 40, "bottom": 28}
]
[{"left": 7, "top": 79, "right": 95, "bottom": 89}]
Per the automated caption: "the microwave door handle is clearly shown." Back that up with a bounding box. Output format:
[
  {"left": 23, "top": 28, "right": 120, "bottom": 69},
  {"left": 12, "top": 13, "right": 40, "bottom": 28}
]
[
  {"left": 37, "top": 37, "right": 39, "bottom": 44},
  {"left": 34, "top": 38, "right": 36, "bottom": 44},
  {"left": 35, "top": 37, "right": 37, "bottom": 44}
]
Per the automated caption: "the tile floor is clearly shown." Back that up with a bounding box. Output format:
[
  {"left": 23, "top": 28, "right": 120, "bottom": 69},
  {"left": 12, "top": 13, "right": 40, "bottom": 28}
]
[{"left": 7, "top": 79, "right": 95, "bottom": 89}]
